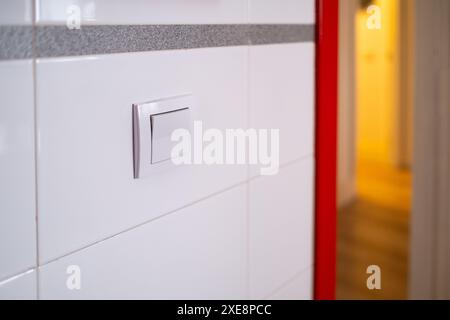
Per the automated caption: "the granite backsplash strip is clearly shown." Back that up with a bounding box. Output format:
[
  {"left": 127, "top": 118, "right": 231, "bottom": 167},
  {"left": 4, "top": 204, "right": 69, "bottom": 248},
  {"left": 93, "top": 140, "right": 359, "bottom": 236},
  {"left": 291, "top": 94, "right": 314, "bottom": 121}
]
[
  {"left": 248, "top": 24, "right": 315, "bottom": 45},
  {"left": 0, "top": 24, "right": 315, "bottom": 60},
  {"left": 0, "top": 26, "right": 33, "bottom": 60}
]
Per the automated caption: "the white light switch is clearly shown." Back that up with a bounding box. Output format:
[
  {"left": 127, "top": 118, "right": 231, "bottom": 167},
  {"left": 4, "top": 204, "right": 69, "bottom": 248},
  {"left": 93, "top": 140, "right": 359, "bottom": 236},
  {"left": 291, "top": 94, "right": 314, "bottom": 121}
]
[
  {"left": 132, "top": 94, "right": 194, "bottom": 179},
  {"left": 151, "top": 108, "right": 190, "bottom": 164}
]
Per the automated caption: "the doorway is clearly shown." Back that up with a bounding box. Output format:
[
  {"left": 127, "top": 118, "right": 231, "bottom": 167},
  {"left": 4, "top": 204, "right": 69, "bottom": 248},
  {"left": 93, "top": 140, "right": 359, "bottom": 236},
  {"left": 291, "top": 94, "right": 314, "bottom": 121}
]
[{"left": 336, "top": 0, "right": 414, "bottom": 299}]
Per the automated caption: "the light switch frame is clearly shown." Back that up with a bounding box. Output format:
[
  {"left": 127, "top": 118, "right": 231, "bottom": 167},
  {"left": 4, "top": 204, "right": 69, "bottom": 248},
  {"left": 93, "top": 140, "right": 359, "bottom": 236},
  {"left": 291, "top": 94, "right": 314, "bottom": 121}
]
[{"left": 132, "top": 94, "right": 194, "bottom": 179}]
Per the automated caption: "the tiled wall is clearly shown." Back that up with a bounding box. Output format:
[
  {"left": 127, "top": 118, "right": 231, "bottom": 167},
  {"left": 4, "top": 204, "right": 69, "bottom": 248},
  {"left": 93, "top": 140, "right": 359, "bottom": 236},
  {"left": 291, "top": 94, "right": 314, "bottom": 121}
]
[
  {"left": 0, "top": 0, "right": 37, "bottom": 299},
  {"left": 0, "top": 0, "right": 315, "bottom": 300}
]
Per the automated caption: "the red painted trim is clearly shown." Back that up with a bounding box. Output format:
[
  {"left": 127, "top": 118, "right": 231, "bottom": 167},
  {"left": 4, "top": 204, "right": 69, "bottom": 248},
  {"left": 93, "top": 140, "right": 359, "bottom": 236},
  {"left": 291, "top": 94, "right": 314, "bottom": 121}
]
[{"left": 314, "top": 0, "right": 339, "bottom": 300}]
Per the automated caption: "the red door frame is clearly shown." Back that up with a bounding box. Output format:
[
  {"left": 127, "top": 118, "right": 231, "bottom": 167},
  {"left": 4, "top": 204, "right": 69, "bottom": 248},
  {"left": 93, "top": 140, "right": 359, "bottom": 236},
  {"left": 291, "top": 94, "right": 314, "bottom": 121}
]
[{"left": 314, "top": 0, "right": 339, "bottom": 300}]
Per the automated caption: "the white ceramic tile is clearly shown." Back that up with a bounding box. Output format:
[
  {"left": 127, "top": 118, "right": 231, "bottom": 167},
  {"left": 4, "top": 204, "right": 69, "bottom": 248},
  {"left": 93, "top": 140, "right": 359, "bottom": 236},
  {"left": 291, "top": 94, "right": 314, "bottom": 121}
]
[
  {"left": 39, "top": 186, "right": 247, "bottom": 299},
  {"left": 0, "top": 0, "right": 32, "bottom": 25},
  {"left": 36, "top": 0, "right": 248, "bottom": 25},
  {"left": 267, "top": 267, "right": 313, "bottom": 300},
  {"left": 36, "top": 47, "right": 248, "bottom": 263},
  {"left": 249, "top": 158, "right": 315, "bottom": 299},
  {"left": 0, "top": 270, "right": 37, "bottom": 300},
  {"left": 0, "top": 60, "right": 36, "bottom": 280},
  {"left": 249, "top": 0, "right": 315, "bottom": 24},
  {"left": 249, "top": 43, "right": 315, "bottom": 177}
]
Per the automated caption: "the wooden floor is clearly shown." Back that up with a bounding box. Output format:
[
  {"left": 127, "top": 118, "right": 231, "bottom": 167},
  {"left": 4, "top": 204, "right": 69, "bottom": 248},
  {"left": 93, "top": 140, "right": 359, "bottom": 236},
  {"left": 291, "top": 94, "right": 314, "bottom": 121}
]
[{"left": 336, "top": 160, "right": 411, "bottom": 300}]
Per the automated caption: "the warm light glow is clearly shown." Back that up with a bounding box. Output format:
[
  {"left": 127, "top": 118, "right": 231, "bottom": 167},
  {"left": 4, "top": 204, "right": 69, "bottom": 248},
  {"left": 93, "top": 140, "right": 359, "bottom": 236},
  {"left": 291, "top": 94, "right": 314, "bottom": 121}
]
[
  {"left": 355, "top": 0, "right": 411, "bottom": 211},
  {"left": 356, "top": 0, "right": 400, "bottom": 165}
]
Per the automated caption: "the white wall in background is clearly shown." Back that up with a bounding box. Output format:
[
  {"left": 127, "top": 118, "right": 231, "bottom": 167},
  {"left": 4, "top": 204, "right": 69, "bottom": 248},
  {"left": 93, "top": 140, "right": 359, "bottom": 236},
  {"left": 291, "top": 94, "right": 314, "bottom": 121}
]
[{"left": 410, "top": 0, "right": 450, "bottom": 300}]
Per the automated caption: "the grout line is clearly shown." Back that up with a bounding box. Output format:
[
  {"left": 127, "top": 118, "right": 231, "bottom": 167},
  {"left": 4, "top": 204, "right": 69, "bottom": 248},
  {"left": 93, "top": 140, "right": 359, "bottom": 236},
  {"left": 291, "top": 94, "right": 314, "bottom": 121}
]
[
  {"left": 262, "top": 264, "right": 313, "bottom": 300},
  {"left": 245, "top": 1, "right": 251, "bottom": 294},
  {"left": 0, "top": 268, "right": 36, "bottom": 287},
  {"left": 245, "top": 41, "right": 251, "bottom": 300},
  {"left": 0, "top": 267, "right": 36, "bottom": 285},
  {"left": 248, "top": 153, "right": 315, "bottom": 183},
  {"left": 247, "top": 0, "right": 250, "bottom": 24},
  {"left": 38, "top": 179, "right": 250, "bottom": 267},
  {"left": 31, "top": 0, "right": 41, "bottom": 301},
  {"left": 247, "top": 0, "right": 251, "bottom": 43},
  {"left": 246, "top": 179, "right": 251, "bottom": 300}
]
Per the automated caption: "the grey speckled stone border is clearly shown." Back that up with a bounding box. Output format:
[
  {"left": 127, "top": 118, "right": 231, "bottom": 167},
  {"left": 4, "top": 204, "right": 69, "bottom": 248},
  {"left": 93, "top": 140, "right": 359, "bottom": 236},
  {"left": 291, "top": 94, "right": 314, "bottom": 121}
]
[
  {"left": 0, "top": 24, "right": 315, "bottom": 60},
  {"left": 249, "top": 24, "right": 315, "bottom": 45},
  {"left": 0, "top": 26, "right": 33, "bottom": 60}
]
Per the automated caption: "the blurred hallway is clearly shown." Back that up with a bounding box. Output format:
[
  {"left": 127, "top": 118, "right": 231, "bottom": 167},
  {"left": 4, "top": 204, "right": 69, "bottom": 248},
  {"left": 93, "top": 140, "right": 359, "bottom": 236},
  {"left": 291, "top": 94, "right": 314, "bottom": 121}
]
[
  {"left": 337, "top": 0, "right": 413, "bottom": 300},
  {"left": 337, "top": 160, "right": 410, "bottom": 299}
]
